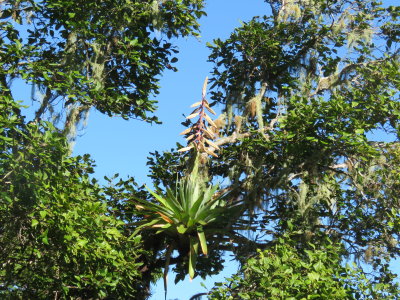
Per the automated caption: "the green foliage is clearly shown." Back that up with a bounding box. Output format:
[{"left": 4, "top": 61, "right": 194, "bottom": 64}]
[
  {"left": 0, "top": 0, "right": 205, "bottom": 131},
  {"left": 203, "top": 0, "right": 400, "bottom": 256},
  {"left": 0, "top": 97, "right": 146, "bottom": 298},
  {"left": 0, "top": 1, "right": 209, "bottom": 297},
  {"left": 148, "top": 0, "right": 400, "bottom": 296},
  {"left": 209, "top": 236, "right": 400, "bottom": 299}
]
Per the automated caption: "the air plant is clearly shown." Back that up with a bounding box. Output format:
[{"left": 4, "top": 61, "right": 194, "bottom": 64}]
[
  {"left": 134, "top": 78, "right": 240, "bottom": 298},
  {"left": 178, "top": 77, "right": 220, "bottom": 157},
  {"left": 134, "top": 173, "right": 241, "bottom": 298},
  {"left": 135, "top": 175, "right": 221, "bottom": 273}
]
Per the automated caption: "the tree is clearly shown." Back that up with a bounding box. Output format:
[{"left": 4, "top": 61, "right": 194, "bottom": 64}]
[
  {"left": 1, "top": 0, "right": 205, "bottom": 138},
  {"left": 0, "top": 95, "right": 147, "bottom": 298},
  {"left": 208, "top": 235, "right": 390, "bottom": 299},
  {"left": 145, "top": 0, "right": 400, "bottom": 297},
  {"left": 0, "top": 0, "right": 205, "bottom": 298}
]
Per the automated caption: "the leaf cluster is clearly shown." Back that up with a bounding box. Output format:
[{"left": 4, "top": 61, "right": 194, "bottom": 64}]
[
  {"left": 0, "top": 0, "right": 206, "bottom": 128},
  {"left": 0, "top": 96, "right": 147, "bottom": 298},
  {"left": 134, "top": 174, "right": 242, "bottom": 282},
  {"left": 209, "top": 235, "right": 400, "bottom": 299}
]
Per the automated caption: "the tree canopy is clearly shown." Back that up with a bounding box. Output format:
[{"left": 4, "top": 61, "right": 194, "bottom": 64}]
[
  {"left": 1, "top": 0, "right": 400, "bottom": 299},
  {"left": 148, "top": 0, "right": 400, "bottom": 298},
  {"left": 1, "top": 0, "right": 205, "bottom": 298}
]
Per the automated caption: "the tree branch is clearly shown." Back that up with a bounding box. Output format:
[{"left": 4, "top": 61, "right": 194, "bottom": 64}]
[
  {"left": 214, "top": 131, "right": 251, "bottom": 147},
  {"left": 34, "top": 86, "right": 53, "bottom": 123}
]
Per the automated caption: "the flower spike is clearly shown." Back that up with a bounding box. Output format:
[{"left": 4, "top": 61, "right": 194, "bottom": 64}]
[{"left": 178, "top": 77, "right": 220, "bottom": 157}]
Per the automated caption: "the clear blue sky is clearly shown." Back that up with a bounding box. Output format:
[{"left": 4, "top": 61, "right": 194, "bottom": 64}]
[{"left": 14, "top": 0, "right": 399, "bottom": 299}]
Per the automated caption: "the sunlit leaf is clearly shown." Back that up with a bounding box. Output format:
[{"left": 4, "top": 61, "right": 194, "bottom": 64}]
[{"left": 197, "top": 227, "right": 208, "bottom": 255}]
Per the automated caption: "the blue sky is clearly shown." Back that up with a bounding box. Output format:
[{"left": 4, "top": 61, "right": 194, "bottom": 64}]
[{"left": 13, "top": 0, "right": 399, "bottom": 299}]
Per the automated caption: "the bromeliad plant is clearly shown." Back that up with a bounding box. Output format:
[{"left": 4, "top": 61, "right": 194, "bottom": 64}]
[
  {"left": 134, "top": 78, "right": 242, "bottom": 297},
  {"left": 134, "top": 172, "right": 239, "bottom": 281}
]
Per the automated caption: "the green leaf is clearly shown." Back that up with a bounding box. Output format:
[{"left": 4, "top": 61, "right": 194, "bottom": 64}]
[
  {"left": 307, "top": 272, "right": 320, "bottom": 281},
  {"left": 42, "top": 236, "right": 49, "bottom": 245},
  {"left": 189, "top": 237, "right": 199, "bottom": 280},
  {"left": 177, "top": 224, "right": 187, "bottom": 234},
  {"left": 197, "top": 227, "right": 208, "bottom": 255},
  {"left": 355, "top": 128, "right": 365, "bottom": 134}
]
